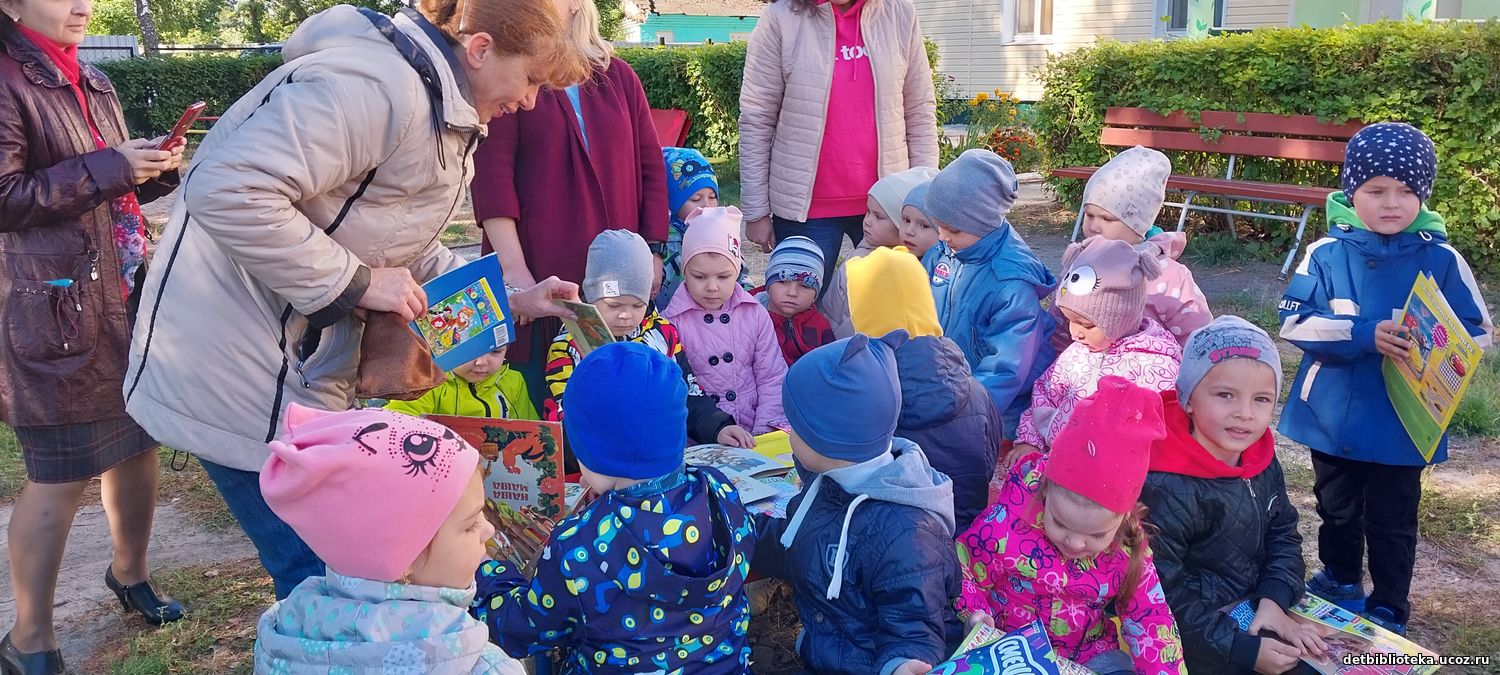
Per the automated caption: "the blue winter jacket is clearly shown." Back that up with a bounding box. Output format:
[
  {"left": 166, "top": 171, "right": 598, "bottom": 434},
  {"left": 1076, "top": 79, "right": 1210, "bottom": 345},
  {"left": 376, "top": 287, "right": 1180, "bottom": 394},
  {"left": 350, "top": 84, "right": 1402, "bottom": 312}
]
[
  {"left": 1278, "top": 193, "right": 1492, "bottom": 466},
  {"left": 752, "top": 439, "right": 964, "bottom": 675},
  {"left": 892, "top": 335, "right": 1003, "bottom": 531},
  {"left": 923, "top": 225, "right": 1058, "bottom": 438},
  {"left": 472, "top": 465, "right": 756, "bottom": 673}
]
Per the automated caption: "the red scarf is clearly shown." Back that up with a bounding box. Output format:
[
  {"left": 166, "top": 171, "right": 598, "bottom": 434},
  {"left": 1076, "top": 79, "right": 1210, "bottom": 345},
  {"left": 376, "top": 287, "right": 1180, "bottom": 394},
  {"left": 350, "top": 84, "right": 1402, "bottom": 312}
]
[{"left": 14, "top": 21, "right": 150, "bottom": 300}]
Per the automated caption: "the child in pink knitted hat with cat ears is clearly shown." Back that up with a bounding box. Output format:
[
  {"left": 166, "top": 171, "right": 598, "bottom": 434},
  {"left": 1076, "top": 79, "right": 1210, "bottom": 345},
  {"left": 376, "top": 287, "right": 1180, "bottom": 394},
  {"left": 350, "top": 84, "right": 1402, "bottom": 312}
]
[
  {"left": 1008, "top": 236, "right": 1183, "bottom": 468},
  {"left": 253, "top": 404, "right": 524, "bottom": 674}
]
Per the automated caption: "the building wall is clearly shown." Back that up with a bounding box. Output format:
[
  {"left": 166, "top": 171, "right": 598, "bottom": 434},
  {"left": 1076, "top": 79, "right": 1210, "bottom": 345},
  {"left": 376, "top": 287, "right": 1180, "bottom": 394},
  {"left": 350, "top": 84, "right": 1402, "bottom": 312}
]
[
  {"left": 638, "top": 14, "right": 759, "bottom": 43},
  {"left": 916, "top": 0, "right": 1155, "bottom": 100},
  {"left": 1223, "top": 0, "right": 1292, "bottom": 27}
]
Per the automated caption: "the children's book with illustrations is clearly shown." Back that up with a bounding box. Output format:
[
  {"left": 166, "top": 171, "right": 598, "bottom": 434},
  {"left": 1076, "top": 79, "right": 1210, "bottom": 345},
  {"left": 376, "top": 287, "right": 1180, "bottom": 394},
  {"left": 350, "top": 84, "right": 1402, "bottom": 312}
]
[
  {"left": 412, "top": 253, "right": 513, "bottom": 372},
  {"left": 683, "top": 443, "right": 797, "bottom": 507},
  {"left": 930, "top": 620, "right": 1090, "bottom": 675},
  {"left": 1383, "top": 272, "right": 1483, "bottom": 462},
  {"left": 1227, "top": 595, "right": 1440, "bottom": 674},
  {"left": 426, "top": 415, "right": 564, "bottom": 568},
  {"left": 558, "top": 300, "right": 615, "bottom": 357},
  {"left": 1288, "top": 594, "right": 1441, "bottom": 675}
]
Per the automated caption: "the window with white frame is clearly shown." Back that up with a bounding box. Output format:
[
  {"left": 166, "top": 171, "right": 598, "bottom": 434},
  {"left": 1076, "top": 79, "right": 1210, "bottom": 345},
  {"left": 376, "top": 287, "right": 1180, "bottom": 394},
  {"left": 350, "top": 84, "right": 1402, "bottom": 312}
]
[
  {"left": 1016, "top": 0, "right": 1054, "bottom": 38},
  {"left": 654, "top": 30, "right": 674, "bottom": 44},
  {"left": 1158, "top": 0, "right": 1226, "bottom": 34}
]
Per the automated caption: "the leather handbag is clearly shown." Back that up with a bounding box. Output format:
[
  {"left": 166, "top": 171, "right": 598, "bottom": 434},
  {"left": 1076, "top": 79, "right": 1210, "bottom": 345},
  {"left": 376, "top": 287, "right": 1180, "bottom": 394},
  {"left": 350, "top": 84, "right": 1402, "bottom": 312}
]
[{"left": 355, "top": 310, "right": 447, "bottom": 400}]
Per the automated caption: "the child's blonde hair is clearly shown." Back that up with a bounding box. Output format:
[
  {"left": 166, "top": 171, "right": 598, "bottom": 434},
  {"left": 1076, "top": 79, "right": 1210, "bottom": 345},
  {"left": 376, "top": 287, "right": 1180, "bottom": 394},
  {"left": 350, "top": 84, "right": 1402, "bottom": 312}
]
[{"left": 1031, "top": 479, "right": 1154, "bottom": 605}]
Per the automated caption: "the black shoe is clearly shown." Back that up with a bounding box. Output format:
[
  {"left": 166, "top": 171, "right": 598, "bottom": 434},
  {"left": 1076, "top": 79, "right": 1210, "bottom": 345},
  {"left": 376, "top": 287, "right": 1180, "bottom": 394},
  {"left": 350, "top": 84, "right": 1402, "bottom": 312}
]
[
  {"left": 0, "top": 633, "right": 64, "bottom": 675},
  {"left": 105, "top": 566, "right": 185, "bottom": 625}
]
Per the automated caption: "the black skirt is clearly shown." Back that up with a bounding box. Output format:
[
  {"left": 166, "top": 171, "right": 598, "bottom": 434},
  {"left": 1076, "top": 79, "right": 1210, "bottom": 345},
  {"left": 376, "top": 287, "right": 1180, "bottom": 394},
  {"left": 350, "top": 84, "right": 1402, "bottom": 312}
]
[{"left": 16, "top": 416, "right": 157, "bottom": 484}]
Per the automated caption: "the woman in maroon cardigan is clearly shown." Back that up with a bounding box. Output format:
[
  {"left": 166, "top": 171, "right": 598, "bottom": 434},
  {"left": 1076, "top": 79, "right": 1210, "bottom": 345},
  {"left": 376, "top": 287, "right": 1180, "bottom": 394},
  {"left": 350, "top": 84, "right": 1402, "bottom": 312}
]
[{"left": 471, "top": 0, "right": 668, "bottom": 407}]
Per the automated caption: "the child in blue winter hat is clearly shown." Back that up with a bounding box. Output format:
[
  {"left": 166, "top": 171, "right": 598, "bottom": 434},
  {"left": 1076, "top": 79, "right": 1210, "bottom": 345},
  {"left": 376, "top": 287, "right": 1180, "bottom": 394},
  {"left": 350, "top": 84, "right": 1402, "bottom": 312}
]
[
  {"left": 472, "top": 341, "right": 758, "bottom": 672},
  {"left": 753, "top": 332, "right": 962, "bottom": 675},
  {"left": 660, "top": 147, "right": 748, "bottom": 305},
  {"left": 1280, "top": 122, "right": 1493, "bottom": 636}
]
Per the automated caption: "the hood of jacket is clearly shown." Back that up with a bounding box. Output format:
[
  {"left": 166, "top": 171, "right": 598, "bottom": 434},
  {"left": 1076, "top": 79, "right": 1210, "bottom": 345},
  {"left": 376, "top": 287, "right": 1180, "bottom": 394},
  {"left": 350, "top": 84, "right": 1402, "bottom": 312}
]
[
  {"left": 1150, "top": 392, "right": 1275, "bottom": 480},
  {"left": 584, "top": 465, "right": 752, "bottom": 607},
  {"left": 953, "top": 225, "right": 1056, "bottom": 294},
  {"left": 780, "top": 438, "right": 954, "bottom": 599},
  {"left": 284, "top": 7, "right": 481, "bottom": 134},
  {"left": 1326, "top": 190, "right": 1446, "bottom": 236},
  {"left": 895, "top": 336, "right": 976, "bottom": 429},
  {"left": 255, "top": 570, "right": 502, "bottom": 671},
  {"left": 1144, "top": 230, "right": 1187, "bottom": 261}
]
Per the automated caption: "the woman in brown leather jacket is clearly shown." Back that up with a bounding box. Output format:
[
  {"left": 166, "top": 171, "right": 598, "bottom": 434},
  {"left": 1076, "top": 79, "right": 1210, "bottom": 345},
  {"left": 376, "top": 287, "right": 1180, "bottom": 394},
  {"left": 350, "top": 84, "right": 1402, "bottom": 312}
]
[{"left": 0, "top": 0, "right": 185, "bottom": 671}]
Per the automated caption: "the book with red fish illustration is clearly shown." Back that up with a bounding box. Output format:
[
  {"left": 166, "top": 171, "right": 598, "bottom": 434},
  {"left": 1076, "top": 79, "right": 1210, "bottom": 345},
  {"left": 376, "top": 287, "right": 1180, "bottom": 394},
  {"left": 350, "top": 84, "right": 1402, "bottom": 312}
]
[
  {"left": 426, "top": 415, "right": 563, "bottom": 568},
  {"left": 412, "top": 253, "right": 514, "bottom": 372}
]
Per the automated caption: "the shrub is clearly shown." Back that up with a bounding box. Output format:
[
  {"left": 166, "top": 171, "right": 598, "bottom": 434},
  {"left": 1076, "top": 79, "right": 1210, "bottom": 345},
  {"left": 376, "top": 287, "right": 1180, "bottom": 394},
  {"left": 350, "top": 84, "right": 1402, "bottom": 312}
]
[
  {"left": 1032, "top": 20, "right": 1500, "bottom": 270},
  {"left": 97, "top": 54, "right": 284, "bottom": 136}
]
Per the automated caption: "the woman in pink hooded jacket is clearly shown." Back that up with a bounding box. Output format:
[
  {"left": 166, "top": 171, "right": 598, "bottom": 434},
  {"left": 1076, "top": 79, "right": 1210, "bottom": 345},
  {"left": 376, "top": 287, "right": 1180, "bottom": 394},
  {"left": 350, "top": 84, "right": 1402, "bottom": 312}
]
[
  {"left": 664, "top": 207, "right": 788, "bottom": 434},
  {"left": 1013, "top": 237, "right": 1183, "bottom": 459}
]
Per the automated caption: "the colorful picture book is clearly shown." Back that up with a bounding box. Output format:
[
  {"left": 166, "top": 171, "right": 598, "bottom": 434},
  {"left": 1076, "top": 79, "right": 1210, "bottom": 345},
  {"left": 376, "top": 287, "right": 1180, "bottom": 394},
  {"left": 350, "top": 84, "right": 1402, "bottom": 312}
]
[
  {"left": 930, "top": 620, "right": 1090, "bottom": 675},
  {"left": 412, "top": 253, "right": 513, "bottom": 372},
  {"left": 1227, "top": 595, "right": 1442, "bottom": 674},
  {"left": 558, "top": 300, "right": 616, "bottom": 357},
  {"left": 426, "top": 415, "right": 564, "bottom": 568},
  {"left": 1288, "top": 594, "right": 1441, "bottom": 675},
  {"left": 683, "top": 443, "right": 797, "bottom": 508},
  {"left": 1383, "top": 273, "right": 1483, "bottom": 462}
]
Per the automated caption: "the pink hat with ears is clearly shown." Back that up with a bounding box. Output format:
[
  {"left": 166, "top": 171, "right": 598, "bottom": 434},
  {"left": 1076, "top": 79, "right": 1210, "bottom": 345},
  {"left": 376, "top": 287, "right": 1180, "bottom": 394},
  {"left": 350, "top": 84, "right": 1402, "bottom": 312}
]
[
  {"left": 681, "top": 206, "right": 745, "bottom": 270},
  {"left": 260, "top": 404, "right": 481, "bottom": 582}
]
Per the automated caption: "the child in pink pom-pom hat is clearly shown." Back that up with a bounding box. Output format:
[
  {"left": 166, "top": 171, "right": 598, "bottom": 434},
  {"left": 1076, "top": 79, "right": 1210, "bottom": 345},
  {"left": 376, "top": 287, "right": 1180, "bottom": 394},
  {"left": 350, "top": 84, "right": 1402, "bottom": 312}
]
[{"left": 252, "top": 404, "right": 524, "bottom": 674}]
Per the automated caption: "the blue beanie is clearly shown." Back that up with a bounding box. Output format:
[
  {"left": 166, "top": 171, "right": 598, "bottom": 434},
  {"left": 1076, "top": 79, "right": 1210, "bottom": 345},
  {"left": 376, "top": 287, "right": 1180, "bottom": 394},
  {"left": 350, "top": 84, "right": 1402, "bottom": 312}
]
[
  {"left": 903, "top": 181, "right": 933, "bottom": 216},
  {"left": 766, "top": 236, "right": 826, "bottom": 290},
  {"left": 1341, "top": 122, "right": 1437, "bottom": 202},
  {"left": 563, "top": 342, "right": 687, "bottom": 479},
  {"left": 783, "top": 330, "right": 909, "bottom": 462},
  {"left": 925, "top": 149, "right": 1018, "bottom": 237},
  {"left": 664, "top": 147, "right": 719, "bottom": 219}
]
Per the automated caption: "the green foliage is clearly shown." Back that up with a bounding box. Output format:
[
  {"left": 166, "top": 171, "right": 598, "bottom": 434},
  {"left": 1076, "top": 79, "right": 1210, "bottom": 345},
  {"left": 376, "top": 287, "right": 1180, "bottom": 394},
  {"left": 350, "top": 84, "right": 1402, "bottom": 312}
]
[
  {"left": 1452, "top": 356, "right": 1500, "bottom": 438},
  {"left": 1032, "top": 20, "right": 1500, "bottom": 270},
  {"left": 87, "top": 0, "right": 404, "bottom": 45},
  {"left": 617, "top": 42, "right": 746, "bottom": 158},
  {"left": 595, "top": 0, "right": 624, "bottom": 41},
  {"left": 97, "top": 55, "right": 283, "bottom": 136}
]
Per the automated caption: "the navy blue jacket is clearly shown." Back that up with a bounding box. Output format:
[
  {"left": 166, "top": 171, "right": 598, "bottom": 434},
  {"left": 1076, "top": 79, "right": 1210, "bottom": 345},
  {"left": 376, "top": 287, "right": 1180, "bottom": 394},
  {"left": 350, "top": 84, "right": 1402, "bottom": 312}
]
[
  {"left": 752, "top": 441, "right": 963, "bottom": 675},
  {"left": 892, "top": 335, "right": 1003, "bottom": 531},
  {"left": 473, "top": 465, "right": 755, "bottom": 673},
  {"left": 1278, "top": 194, "right": 1492, "bottom": 466}
]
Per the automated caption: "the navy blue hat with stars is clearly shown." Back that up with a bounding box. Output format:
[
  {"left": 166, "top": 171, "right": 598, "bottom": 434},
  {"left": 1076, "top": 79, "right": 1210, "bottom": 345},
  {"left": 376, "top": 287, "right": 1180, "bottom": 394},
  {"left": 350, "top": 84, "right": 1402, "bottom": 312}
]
[{"left": 1341, "top": 122, "right": 1438, "bottom": 202}]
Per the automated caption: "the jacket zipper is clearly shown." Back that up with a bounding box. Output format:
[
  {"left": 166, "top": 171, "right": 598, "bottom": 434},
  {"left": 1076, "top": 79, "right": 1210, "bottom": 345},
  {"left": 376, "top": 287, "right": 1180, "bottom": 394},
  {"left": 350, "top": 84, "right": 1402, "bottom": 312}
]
[
  {"left": 470, "top": 382, "right": 492, "bottom": 417},
  {"left": 945, "top": 257, "right": 966, "bottom": 321},
  {"left": 417, "top": 130, "right": 481, "bottom": 256}
]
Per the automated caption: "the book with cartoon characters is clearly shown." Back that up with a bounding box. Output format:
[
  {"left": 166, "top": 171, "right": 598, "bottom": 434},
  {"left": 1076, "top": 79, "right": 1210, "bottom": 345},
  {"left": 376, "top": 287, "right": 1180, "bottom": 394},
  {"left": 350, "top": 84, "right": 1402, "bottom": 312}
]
[
  {"left": 931, "top": 621, "right": 1091, "bottom": 675},
  {"left": 427, "top": 415, "right": 564, "bottom": 568},
  {"left": 683, "top": 443, "right": 797, "bottom": 508},
  {"left": 1225, "top": 594, "right": 1440, "bottom": 674},
  {"left": 412, "top": 253, "right": 514, "bottom": 372},
  {"left": 1382, "top": 272, "right": 1482, "bottom": 462}
]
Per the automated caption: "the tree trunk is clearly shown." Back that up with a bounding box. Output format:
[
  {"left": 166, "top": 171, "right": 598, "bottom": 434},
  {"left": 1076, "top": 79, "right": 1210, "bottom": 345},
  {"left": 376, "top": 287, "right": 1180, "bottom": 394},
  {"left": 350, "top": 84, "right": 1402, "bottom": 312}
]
[{"left": 133, "top": 0, "right": 161, "bottom": 55}]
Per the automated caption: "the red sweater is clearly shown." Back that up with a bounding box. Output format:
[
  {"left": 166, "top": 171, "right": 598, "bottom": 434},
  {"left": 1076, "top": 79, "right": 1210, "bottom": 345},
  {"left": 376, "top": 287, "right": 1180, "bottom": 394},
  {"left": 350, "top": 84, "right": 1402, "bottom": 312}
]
[{"left": 471, "top": 57, "right": 668, "bottom": 361}]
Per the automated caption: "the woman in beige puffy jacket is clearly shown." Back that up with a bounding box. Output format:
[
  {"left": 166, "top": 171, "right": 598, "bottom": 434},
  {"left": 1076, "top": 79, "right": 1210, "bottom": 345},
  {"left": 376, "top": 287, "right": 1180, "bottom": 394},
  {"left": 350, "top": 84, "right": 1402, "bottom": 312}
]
[{"left": 738, "top": 0, "right": 937, "bottom": 285}]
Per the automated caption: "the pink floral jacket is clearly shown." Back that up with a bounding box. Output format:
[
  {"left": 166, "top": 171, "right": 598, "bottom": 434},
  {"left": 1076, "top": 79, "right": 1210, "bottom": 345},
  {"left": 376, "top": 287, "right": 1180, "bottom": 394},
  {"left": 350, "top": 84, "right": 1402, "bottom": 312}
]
[
  {"left": 1017, "top": 318, "right": 1181, "bottom": 449},
  {"left": 955, "top": 456, "right": 1187, "bottom": 674}
]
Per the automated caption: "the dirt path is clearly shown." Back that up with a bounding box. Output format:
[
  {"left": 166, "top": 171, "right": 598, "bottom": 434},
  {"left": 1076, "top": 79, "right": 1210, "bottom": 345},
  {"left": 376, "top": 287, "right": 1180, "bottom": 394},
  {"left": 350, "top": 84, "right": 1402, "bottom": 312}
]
[{"left": 0, "top": 501, "right": 256, "bottom": 669}]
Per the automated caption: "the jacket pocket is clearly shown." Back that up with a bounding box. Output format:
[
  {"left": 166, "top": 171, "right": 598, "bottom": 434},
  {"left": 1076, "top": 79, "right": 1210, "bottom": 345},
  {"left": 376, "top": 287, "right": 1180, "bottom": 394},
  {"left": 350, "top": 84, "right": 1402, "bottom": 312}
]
[
  {"left": 1299, "top": 360, "right": 1321, "bottom": 402},
  {"left": 293, "top": 314, "right": 361, "bottom": 390},
  {"left": 6, "top": 279, "right": 97, "bottom": 362}
]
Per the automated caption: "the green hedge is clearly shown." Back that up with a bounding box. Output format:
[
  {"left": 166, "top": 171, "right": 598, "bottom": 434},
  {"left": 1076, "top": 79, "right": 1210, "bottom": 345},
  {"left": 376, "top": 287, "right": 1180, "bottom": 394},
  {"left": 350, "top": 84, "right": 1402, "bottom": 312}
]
[
  {"left": 98, "top": 55, "right": 284, "bottom": 137},
  {"left": 1032, "top": 20, "right": 1500, "bottom": 269},
  {"left": 99, "top": 38, "right": 945, "bottom": 164}
]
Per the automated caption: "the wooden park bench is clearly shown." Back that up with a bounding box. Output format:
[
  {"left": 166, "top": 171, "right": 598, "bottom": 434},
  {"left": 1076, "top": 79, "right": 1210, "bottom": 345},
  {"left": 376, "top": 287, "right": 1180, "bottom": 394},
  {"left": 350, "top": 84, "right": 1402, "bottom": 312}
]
[{"left": 1052, "top": 107, "right": 1365, "bottom": 278}]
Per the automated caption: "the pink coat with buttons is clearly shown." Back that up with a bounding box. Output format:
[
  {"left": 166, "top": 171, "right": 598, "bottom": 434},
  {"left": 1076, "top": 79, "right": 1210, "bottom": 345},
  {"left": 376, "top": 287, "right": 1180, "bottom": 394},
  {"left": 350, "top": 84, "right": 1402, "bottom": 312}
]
[{"left": 663, "top": 284, "right": 788, "bottom": 434}]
